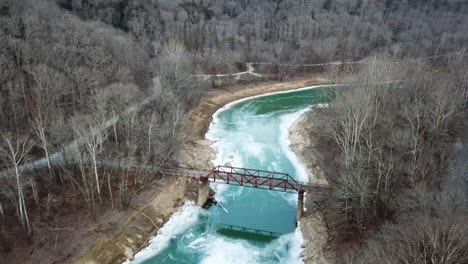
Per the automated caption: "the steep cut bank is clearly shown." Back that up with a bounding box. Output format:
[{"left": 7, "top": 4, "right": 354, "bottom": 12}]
[
  {"left": 71, "top": 76, "right": 331, "bottom": 264},
  {"left": 72, "top": 179, "right": 186, "bottom": 264}
]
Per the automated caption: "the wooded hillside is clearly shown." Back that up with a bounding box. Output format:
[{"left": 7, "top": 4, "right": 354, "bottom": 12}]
[
  {"left": 56, "top": 0, "right": 468, "bottom": 70},
  {"left": 311, "top": 56, "right": 468, "bottom": 263},
  {"left": 0, "top": 0, "right": 467, "bottom": 263}
]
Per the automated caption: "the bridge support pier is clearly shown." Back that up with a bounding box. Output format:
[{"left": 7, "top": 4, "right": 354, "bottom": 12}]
[
  {"left": 197, "top": 178, "right": 210, "bottom": 207},
  {"left": 296, "top": 190, "right": 304, "bottom": 221}
]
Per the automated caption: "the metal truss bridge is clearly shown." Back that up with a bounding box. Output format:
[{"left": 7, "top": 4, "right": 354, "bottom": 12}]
[{"left": 160, "top": 165, "right": 331, "bottom": 194}]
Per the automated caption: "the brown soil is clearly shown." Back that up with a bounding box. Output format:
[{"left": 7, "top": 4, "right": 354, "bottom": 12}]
[{"left": 71, "top": 179, "right": 187, "bottom": 264}]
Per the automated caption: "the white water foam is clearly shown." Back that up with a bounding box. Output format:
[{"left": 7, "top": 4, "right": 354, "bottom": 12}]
[
  {"left": 188, "top": 237, "right": 206, "bottom": 249},
  {"left": 218, "top": 203, "right": 229, "bottom": 213},
  {"left": 270, "top": 107, "right": 311, "bottom": 207},
  {"left": 279, "top": 108, "right": 311, "bottom": 183},
  {"left": 200, "top": 235, "right": 262, "bottom": 264},
  {"left": 198, "top": 225, "right": 304, "bottom": 264},
  {"left": 124, "top": 201, "right": 201, "bottom": 264}
]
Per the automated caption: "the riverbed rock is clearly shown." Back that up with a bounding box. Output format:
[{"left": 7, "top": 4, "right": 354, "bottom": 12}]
[{"left": 124, "top": 247, "right": 134, "bottom": 261}]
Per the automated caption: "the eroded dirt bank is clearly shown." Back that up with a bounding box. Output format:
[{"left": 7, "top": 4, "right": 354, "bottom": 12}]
[
  {"left": 72, "top": 76, "right": 331, "bottom": 264},
  {"left": 71, "top": 178, "right": 186, "bottom": 264}
]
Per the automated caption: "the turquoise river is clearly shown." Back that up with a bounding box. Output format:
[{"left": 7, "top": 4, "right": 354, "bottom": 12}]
[{"left": 126, "top": 85, "right": 333, "bottom": 264}]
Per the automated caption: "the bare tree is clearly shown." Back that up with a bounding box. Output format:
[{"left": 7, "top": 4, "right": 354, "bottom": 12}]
[
  {"left": 78, "top": 121, "right": 108, "bottom": 204},
  {"left": 31, "top": 111, "right": 51, "bottom": 171},
  {"left": 426, "top": 79, "right": 465, "bottom": 136},
  {"left": 0, "top": 134, "right": 33, "bottom": 233},
  {"left": 356, "top": 216, "right": 468, "bottom": 264},
  {"left": 402, "top": 88, "right": 426, "bottom": 186},
  {"left": 145, "top": 112, "right": 159, "bottom": 156},
  {"left": 327, "top": 88, "right": 371, "bottom": 167},
  {"left": 336, "top": 163, "right": 371, "bottom": 231}
]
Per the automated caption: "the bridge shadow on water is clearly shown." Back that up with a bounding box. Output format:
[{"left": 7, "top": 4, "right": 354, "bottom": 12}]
[
  {"left": 215, "top": 225, "right": 280, "bottom": 244},
  {"left": 205, "top": 198, "right": 284, "bottom": 244}
]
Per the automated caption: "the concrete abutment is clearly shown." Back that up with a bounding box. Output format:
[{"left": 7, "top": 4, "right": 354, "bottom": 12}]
[
  {"left": 197, "top": 178, "right": 210, "bottom": 207},
  {"left": 296, "top": 190, "right": 304, "bottom": 221}
]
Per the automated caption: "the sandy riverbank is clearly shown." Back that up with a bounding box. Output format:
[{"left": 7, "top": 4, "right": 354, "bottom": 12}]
[{"left": 289, "top": 109, "right": 334, "bottom": 263}]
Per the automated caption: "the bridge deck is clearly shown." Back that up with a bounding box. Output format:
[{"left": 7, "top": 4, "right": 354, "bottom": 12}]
[{"left": 160, "top": 165, "right": 331, "bottom": 194}]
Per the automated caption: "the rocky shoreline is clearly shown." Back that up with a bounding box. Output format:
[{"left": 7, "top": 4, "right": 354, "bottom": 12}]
[{"left": 289, "top": 109, "right": 333, "bottom": 264}]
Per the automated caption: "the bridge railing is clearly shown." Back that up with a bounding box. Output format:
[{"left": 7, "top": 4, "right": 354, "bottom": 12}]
[
  {"left": 159, "top": 166, "right": 208, "bottom": 178},
  {"left": 208, "top": 166, "right": 332, "bottom": 193},
  {"left": 214, "top": 165, "right": 296, "bottom": 180},
  {"left": 158, "top": 165, "right": 332, "bottom": 193}
]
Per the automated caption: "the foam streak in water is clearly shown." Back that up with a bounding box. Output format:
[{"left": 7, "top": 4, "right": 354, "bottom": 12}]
[
  {"left": 218, "top": 203, "right": 229, "bottom": 213},
  {"left": 199, "top": 225, "right": 304, "bottom": 264},
  {"left": 280, "top": 108, "right": 311, "bottom": 183}
]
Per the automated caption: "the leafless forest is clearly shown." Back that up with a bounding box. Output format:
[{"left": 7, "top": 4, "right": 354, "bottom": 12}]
[
  {"left": 315, "top": 56, "right": 468, "bottom": 263},
  {"left": 0, "top": 0, "right": 467, "bottom": 262}
]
